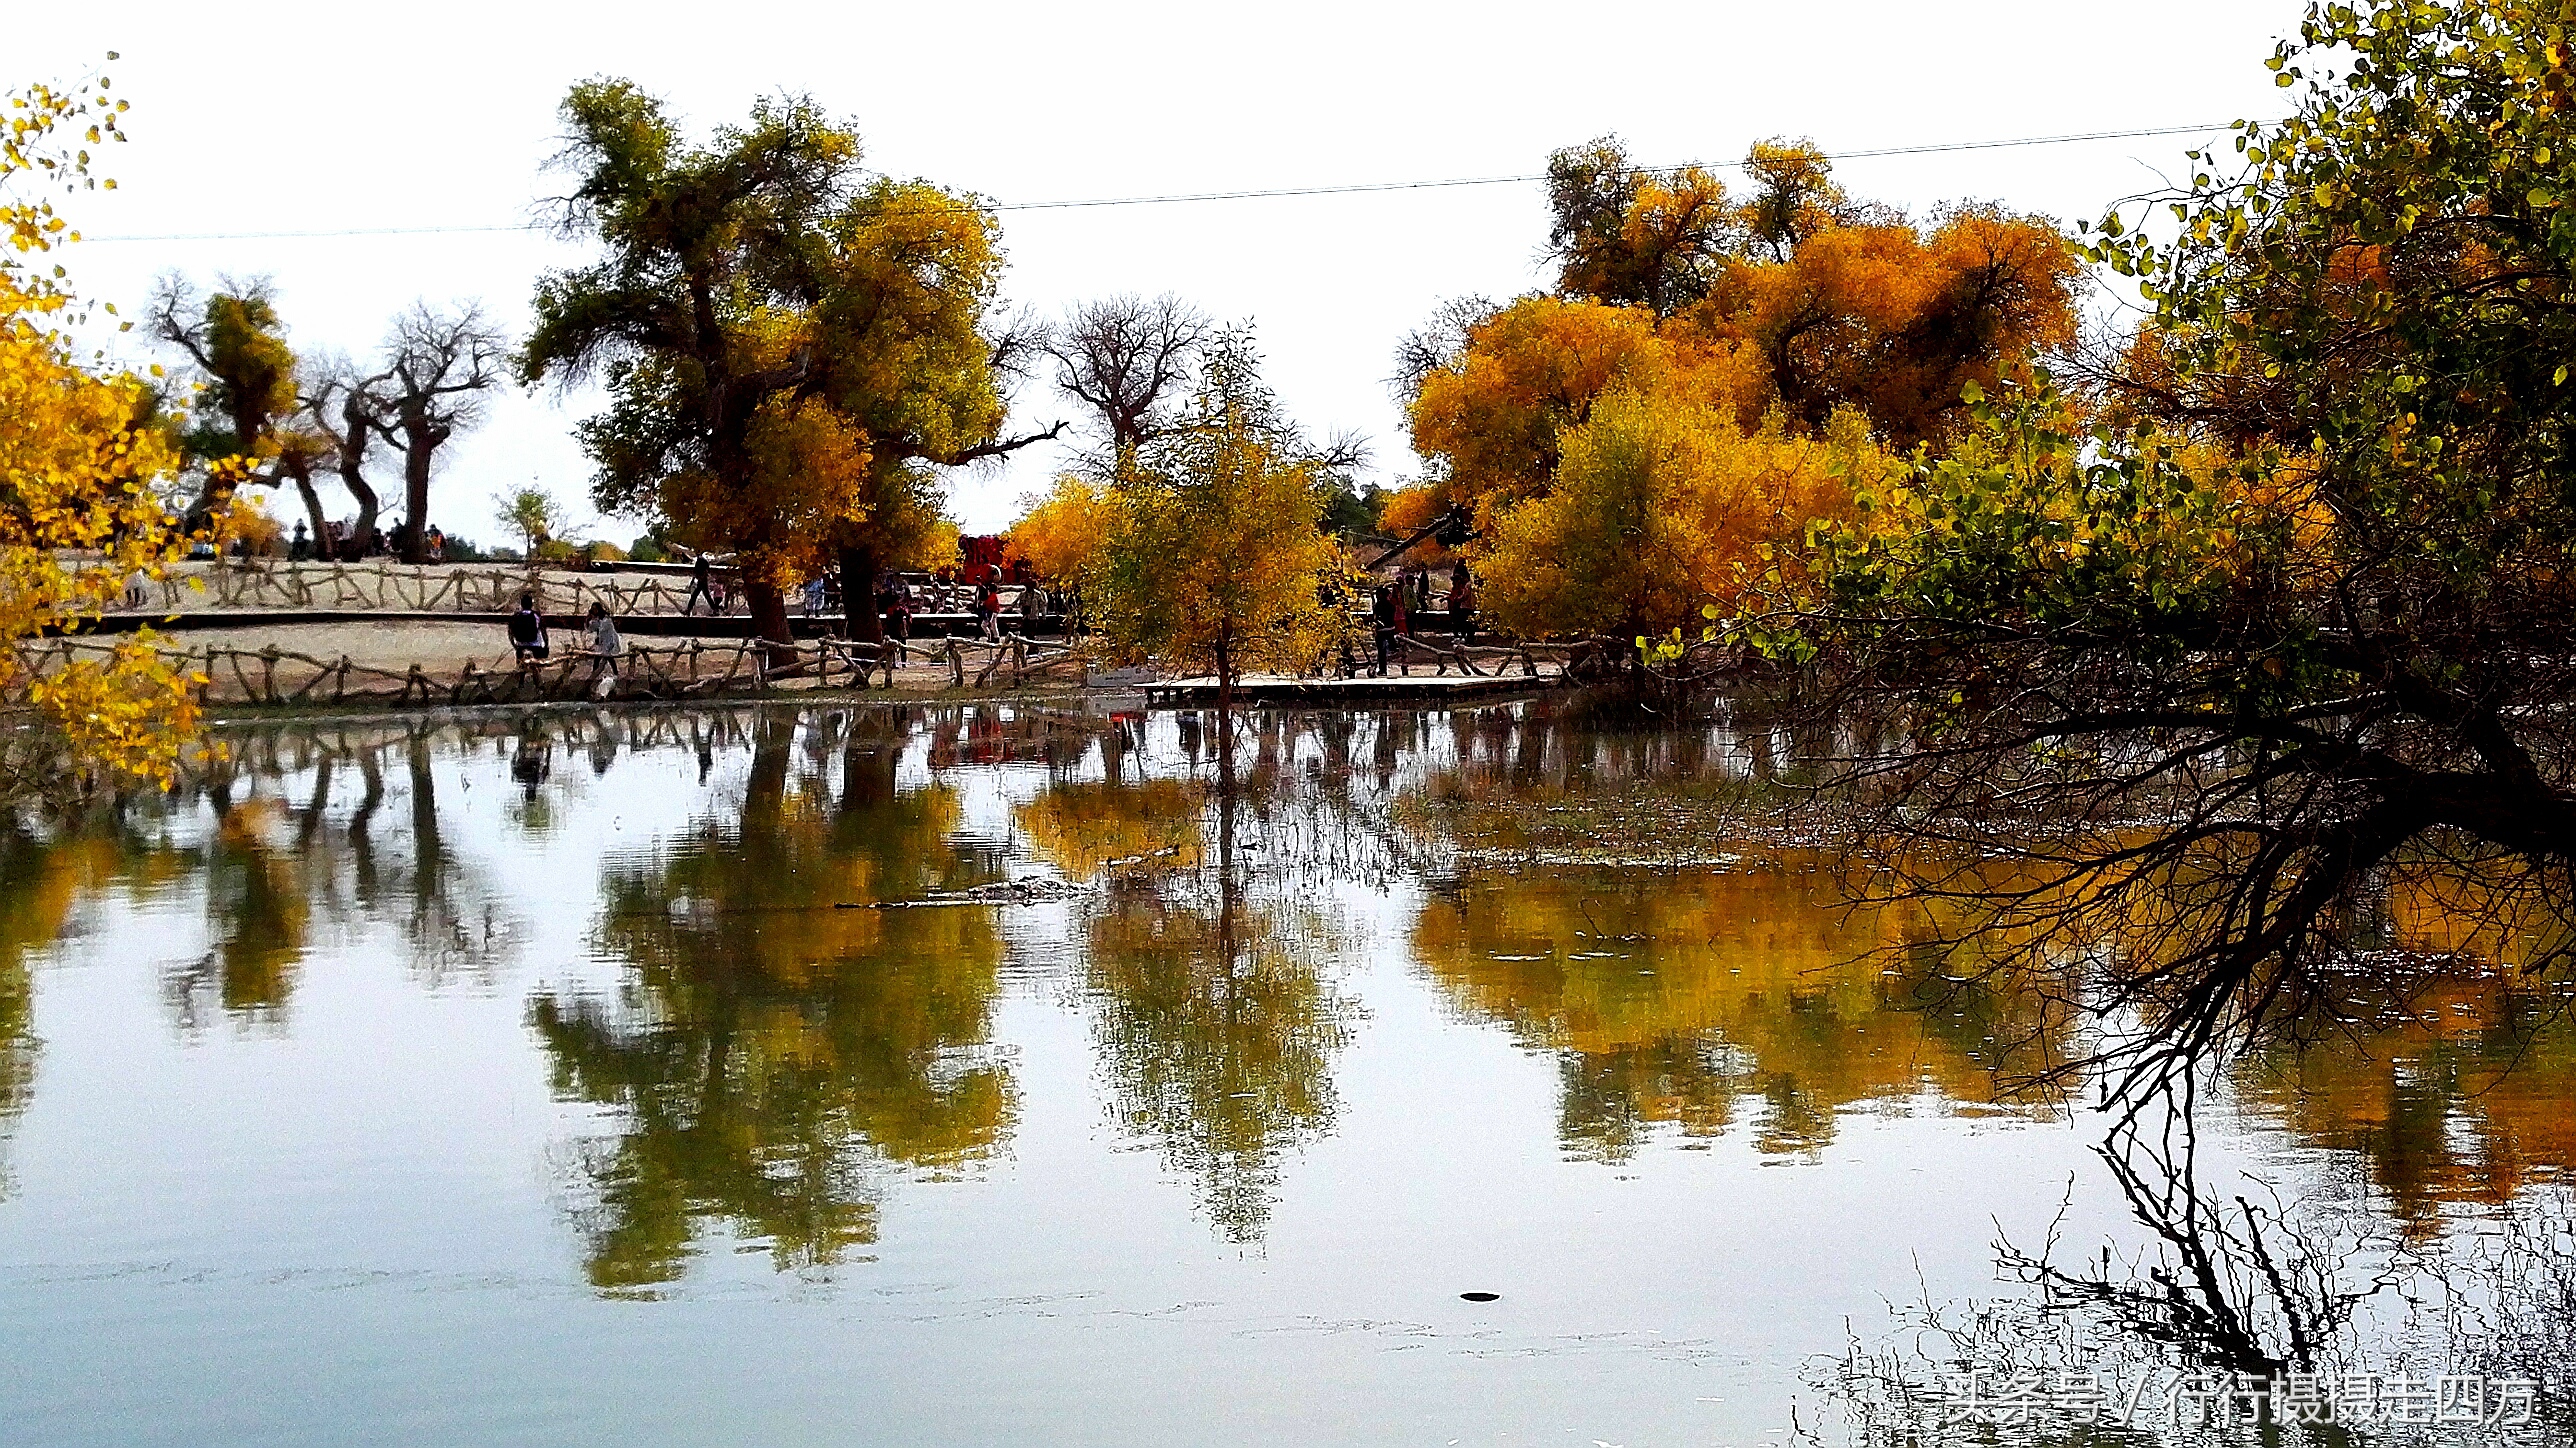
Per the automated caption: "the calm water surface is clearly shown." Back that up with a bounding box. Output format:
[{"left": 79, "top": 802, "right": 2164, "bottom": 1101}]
[{"left": 0, "top": 703, "right": 2566, "bottom": 1446}]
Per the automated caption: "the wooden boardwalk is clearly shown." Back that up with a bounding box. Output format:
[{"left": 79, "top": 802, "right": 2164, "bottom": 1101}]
[{"left": 73, "top": 608, "right": 1065, "bottom": 640}]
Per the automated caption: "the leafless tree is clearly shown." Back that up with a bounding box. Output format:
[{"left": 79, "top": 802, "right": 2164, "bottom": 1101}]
[
  {"left": 1044, "top": 293, "right": 1212, "bottom": 464},
  {"left": 299, "top": 359, "right": 393, "bottom": 560},
  {"left": 1389, "top": 294, "right": 1496, "bottom": 405},
  {"left": 370, "top": 302, "right": 506, "bottom": 562}
]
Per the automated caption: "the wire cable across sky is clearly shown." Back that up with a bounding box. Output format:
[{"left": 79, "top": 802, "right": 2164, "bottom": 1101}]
[{"left": 83, "top": 121, "right": 2236, "bottom": 244}]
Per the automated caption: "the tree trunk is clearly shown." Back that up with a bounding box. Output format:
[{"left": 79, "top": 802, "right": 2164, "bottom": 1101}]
[
  {"left": 281, "top": 462, "right": 331, "bottom": 556},
  {"left": 398, "top": 431, "right": 434, "bottom": 564},
  {"left": 336, "top": 391, "right": 381, "bottom": 560},
  {"left": 838, "top": 543, "right": 882, "bottom": 643},
  {"left": 745, "top": 578, "right": 797, "bottom": 668},
  {"left": 1214, "top": 634, "right": 1237, "bottom": 801},
  {"left": 340, "top": 470, "right": 381, "bottom": 561}
]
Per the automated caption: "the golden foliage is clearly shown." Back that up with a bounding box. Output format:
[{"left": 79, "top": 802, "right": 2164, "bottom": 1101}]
[
  {"left": 661, "top": 389, "right": 872, "bottom": 589},
  {"left": 1478, "top": 388, "right": 1890, "bottom": 637},
  {"left": 1002, "top": 474, "right": 1109, "bottom": 584},
  {"left": 1689, "top": 203, "right": 2082, "bottom": 447},
  {"left": 1410, "top": 144, "right": 2077, "bottom": 640},
  {"left": 1014, "top": 777, "right": 1204, "bottom": 879},
  {"left": 525, "top": 87, "right": 1026, "bottom": 627},
  {"left": 1372, "top": 482, "right": 1453, "bottom": 561},
  {"left": 0, "top": 282, "right": 206, "bottom": 794},
  {"left": 0, "top": 66, "right": 207, "bottom": 798},
  {"left": 1409, "top": 296, "right": 1761, "bottom": 524},
  {"left": 1411, "top": 861, "right": 2066, "bottom": 1160},
  {"left": 2, "top": 59, "right": 125, "bottom": 282},
  {"left": 1086, "top": 336, "right": 1346, "bottom": 685}
]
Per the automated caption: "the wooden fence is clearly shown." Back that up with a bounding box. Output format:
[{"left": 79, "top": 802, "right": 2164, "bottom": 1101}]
[
  {"left": 118, "top": 561, "right": 1037, "bottom": 619},
  {"left": 17, "top": 632, "right": 1091, "bottom": 709}
]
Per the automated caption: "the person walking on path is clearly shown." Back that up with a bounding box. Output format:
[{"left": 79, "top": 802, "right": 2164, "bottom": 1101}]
[
  {"left": 583, "top": 601, "right": 624, "bottom": 700},
  {"left": 976, "top": 576, "right": 1002, "bottom": 642},
  {"left": 878, "top": 572, "right": 914, "bottom": 643},
  {"left": 682, "top": 552, "right": 714, "bottom": 616},
  {"left": 426, "top": 525, "right": 446, "bottom": 563},
  {"left": 509, "top": 593, "right": 551, "bottom": 666}
]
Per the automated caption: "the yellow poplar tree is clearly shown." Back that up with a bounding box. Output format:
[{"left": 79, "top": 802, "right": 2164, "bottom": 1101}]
[
  {"left": 1002, "top": 475, "right": 1110, "bottom": 587},
  {"left": 2, "top": 60, "right": 209, "bottom": 800},
  {"left": 1401, "top": 140, "right": 2077, "bottom": 649},
  {"left": 523, "top": 83, "right": 1057, "bottom": 655},
  {"left": 1087, "top": 331, "right": 1341, "bottom": 779},
  {"left": 1478, "top": 389, "right": 1890, "bottom": 642}
]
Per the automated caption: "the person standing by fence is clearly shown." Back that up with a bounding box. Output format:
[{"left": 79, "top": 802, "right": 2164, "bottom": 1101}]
[
  {"left": 1449, "top": 562, "right": 1477, "bottom": 641},
  {"left": 583, "top": 602, "right": 624, "bottom": 699},
  {"left": 683, "top": 552, "right": 714, "bottom": 615},
  {"left": 509, "top": 593, "right": 550, "bottom": 666}
]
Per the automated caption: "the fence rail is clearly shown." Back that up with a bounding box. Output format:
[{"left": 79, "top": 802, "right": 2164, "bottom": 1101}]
[
  {"left": 111, "top": 561, "right": 1042, "bottom": 620},
  {"left": 17, "top": 631, "right": 1090, "bottom": 709}
]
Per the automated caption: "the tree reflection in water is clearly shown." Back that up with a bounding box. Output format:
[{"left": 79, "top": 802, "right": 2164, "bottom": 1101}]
[
  {"left": 530, "top": 712, "right": 1018, "bottom": 1291},
  {"left": 1080, "top": 870, "right": 1354, "bottom": 1244},
  {"left": 159, "top": 724, "right": 515, "bottom": 1026},
  {"left": 4, "top": 702, "right": 2576, "bottom": 1324},
  {"left": 1411, "top": 864, "right": 2071, "bottom": 1161},
  {"left": 1029, "top": 740, "right": 1356, "bottom": 1244},
  {"left": 0, "top": 823, "right": 123, "bottom": 1195},
  {"left": 1816, "top": 1105, "right": 2576, "bottom": 1447}
]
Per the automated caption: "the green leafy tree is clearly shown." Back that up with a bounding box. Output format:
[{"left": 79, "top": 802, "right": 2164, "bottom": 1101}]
[
  {"left": 1079, "top": 874, "right": 1352, "bottom": 1243},
  {"left": 1773, "top": 0, "right": 2576, "bottom": 1106},
  {"left": 497, "top": 486, "right": 558, "bottom": 556},
  {"left": 147, "top": 275, "right": 297, "bottom": 534},
  {"left": 519, "top": 80, "right": 1056, "bottom": 654}
]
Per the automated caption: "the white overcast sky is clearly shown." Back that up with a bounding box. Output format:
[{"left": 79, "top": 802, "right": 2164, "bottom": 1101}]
[{"left": 23, "top": 0, "right": 2301, "bottom": 546}]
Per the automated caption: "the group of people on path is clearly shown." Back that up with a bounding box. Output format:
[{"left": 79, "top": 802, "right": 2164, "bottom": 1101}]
[
  {"left": 1368, "top": 562, "right": 1475, "bottom": 675},
  {"left": 286, "top": 520, "right": 445, "bottom": 563},
  {"left": 509, "top": 593, "right": 624, "bottom": 699}
]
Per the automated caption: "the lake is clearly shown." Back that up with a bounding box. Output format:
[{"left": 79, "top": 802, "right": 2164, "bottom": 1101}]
[{"left": 0, "top": 701, "right": 2566, "bottom": 1446}]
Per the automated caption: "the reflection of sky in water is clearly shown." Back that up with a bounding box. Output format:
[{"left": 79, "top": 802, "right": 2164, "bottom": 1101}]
[{"left": 0, "top": 703, "right": 2565, "bottom": 1446}]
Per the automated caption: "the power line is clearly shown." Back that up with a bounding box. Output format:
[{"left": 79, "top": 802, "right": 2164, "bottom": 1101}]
[
  {"left": 990, "top": 123, "right": 2234, "bottom": 213},
  {"left": 82, "top": 122, "right": 2234, "bottom": 243}
]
